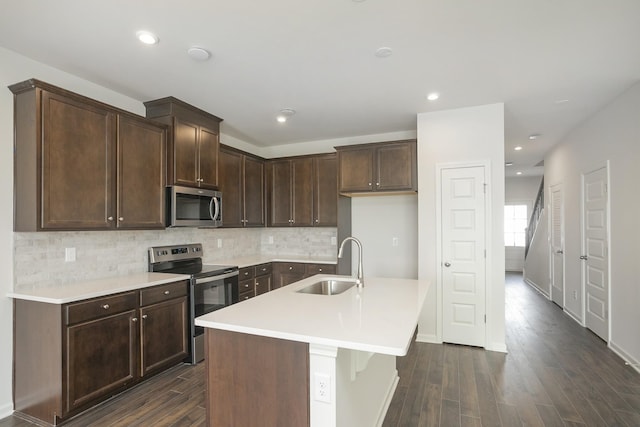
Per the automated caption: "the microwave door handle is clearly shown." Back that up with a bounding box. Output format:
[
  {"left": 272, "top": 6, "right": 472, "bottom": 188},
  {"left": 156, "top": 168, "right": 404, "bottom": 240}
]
[
  {"left": 210, "top": 197, "right": 220, "bottom": 221},
  {"left": 209, "top": 197, "right": 215, "bottom": 221}
]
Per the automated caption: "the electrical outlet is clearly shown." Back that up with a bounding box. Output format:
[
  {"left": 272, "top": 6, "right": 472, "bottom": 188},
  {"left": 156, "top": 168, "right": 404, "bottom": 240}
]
[
  {"left": 331, "top": 236, "right": 337, "bottom": 245},
  {"left": 573, "top": 290, "right": 578, "bottom": 300},
  {"left": 65, "top": 247, "right": 76, "bottom": 262},
  {"left": 268, "top": 235, "right": 274, "bottom": 244},
  {"left": 392, "top": 237, "right": 399, "bottom": 247},
  {"left": 217, "top": 239, "right": 223, "bottom": 249},
  {"left": 314, "top": 373, "right": 331, "bottom": 403}
]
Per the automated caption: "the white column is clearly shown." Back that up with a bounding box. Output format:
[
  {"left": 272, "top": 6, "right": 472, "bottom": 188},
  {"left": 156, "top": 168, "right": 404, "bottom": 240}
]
[{"left": 309, "top": 344, "right": 338, "bottom": 427}]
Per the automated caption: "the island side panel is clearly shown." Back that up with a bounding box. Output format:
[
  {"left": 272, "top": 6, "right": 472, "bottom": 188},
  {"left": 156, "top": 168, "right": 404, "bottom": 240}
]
[{"left": 205, "top": 329, "right": 310, "bottom": 426}]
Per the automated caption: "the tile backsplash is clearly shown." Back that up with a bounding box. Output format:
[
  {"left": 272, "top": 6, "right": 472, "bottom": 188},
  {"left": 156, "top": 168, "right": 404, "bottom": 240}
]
[{"left": 14, "top": 227, "right": 337, "bottom": 290}]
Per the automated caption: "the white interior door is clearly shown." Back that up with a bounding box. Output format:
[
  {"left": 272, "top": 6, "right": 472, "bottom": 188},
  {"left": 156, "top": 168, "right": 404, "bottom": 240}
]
[
  {"left": 441, "top": 166, "right": 486, "bottom": 347},
  {"left": 550, "top": 183, "right": 564, "bottom": 306},
  {"left": 582, "top": 166, "right": 609, "bottom": 341}
]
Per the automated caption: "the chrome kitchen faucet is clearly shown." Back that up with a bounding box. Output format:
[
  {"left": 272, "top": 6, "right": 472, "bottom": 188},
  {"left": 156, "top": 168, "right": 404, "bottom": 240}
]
[{"left": 337, "top": 236, "right": 364, "bottom": 288}]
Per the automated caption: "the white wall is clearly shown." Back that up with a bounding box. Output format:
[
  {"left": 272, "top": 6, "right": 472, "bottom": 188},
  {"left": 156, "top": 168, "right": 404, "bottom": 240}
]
[
  {"left": 351, "top": 195, "right": 418, "bottom": 279},
  {"left": 417, "top": 103, "right": 506, "bottom": 352},
  {"left": 544, "top": 81, "right": 640, "bottom": 366},
  {"left": 505, "top": 176, "right": 542, "bottom": 271},
  {"left": 0, "top": 47, "right": 155, "bottom": 418}
]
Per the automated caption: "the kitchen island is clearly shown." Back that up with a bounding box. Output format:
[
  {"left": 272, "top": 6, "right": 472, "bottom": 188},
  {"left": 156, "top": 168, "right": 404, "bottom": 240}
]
[{"left": 195, "top": 274, "right": 429, "bottom": 427}]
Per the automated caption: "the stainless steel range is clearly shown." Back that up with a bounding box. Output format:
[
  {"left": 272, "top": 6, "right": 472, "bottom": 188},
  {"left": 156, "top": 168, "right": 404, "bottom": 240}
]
[{"left": 148, "top": 243, "right": 238, "bottom": 364}]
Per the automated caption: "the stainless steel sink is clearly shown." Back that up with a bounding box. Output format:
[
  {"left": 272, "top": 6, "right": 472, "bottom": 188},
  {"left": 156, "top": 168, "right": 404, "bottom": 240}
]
[{"left": 297, "top": 279, "right": 358, "bottom": 295}]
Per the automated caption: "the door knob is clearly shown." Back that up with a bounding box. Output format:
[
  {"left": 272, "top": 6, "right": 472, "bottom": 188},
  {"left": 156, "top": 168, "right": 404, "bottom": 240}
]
[
  {"left": 580, "top": 255, "right": 588, "bottom": 260},
  {"left": 444, "top": 262, "right": 451, "bottom": 267}
]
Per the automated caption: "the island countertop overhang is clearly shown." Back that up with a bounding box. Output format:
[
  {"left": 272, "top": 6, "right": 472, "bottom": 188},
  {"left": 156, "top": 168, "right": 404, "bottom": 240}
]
[{"left": 195, "top": 275, "right": 430, "bottom": 356}]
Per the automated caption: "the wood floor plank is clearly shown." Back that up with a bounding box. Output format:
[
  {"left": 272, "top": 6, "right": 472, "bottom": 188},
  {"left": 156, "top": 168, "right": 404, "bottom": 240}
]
[
  {"left": 418, "top": 383, "right": 442, "bottom": 427},
  {"left": 459, "top": 346, "right": 481, "bottom": 418},
  {"left": 397, "top": 344, "right": 430, "bottom": 426},
  {"left": 497, "top": 402, "right": 521, "bottom": 426},
  {"left": 440, "top": 399, "right": 461, "bottom": 427},
  {"left": 536, "top": 403, "right": 565, "bottom": 427},
  {"left": 442, "top": 344, "right": 460, "bottom": 402},
  {"left": 460, "top": 415, "right": 482, "bottom": 427}
]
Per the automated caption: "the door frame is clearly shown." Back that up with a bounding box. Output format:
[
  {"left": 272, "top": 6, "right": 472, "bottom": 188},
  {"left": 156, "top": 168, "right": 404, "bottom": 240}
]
[
  {"left": 435, "top": 160, "right": 491, "bottom": 345},
  {"left": 549, "top": 182, "right": 565, "bottom": 306},
  {"left": 580, "top": 161, "right": 611, "bottom": 340}
]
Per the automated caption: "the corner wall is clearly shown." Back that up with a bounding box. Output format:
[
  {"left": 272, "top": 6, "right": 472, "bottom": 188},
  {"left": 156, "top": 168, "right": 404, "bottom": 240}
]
[
  {"left": 544, "top": 81, "right": 640, "bottom": 365},
  {"left": 416, "top": 103, "right": 506, "bottom": 352}
]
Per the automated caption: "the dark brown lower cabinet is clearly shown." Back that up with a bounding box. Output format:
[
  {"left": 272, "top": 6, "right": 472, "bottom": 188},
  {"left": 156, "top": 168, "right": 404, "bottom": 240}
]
[
  {"left": 13, "top": 280, "right": 188, "bottom": 426},
  {"left": 272, "top": 262, "right": 337, "bottom": 288},
  {"left": 205, "top": 329, "right": 309, "bottom": 426},
  {"left": 238, "top": 263, "right": 272, "bottom": 299}
]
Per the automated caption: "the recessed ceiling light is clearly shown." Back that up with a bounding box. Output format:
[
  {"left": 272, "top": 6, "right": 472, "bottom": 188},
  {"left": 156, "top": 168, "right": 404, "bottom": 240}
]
[
  {"left": 375, "top": 47, "right": 393, "bottom": 58},
  {"left": 514, "top": 146, "right": 523, "bottom": 151},
  {"left": 516, "top": 171, "right": 523, "bottom": 175},
  {"left": 136, "top": 30, "right": 159, "bottom": 45},
  {"left": 528, "top": 134, "right": 541, "bottom": 140},
  {"left": 427, "top": 92, "right": 439, "bottom": 101},
  {"left": 505, "top": 162, "right": 513, "bottom": 166},
  {"left": 187, "top": 47, "right": 211, "bottom": 61},
  {"left": 554, "top": 99, "right": 569, "bottom": 104},
  {"left": 276, "top": 108, "right": 296, "bottom": 123}
]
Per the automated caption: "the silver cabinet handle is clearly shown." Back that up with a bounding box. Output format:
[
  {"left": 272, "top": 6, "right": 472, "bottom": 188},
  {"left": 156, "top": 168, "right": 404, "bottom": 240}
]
[
  {"left": 289, "top": 266, "right": 293, "bottom": 270},
  {"left": 102, "top": 304, "right": 110, "bottom": 310},
  {"left": 318, "top": 268, "right": 323, "bottom": 272},
  {"left": 315, "top": 219, "right": 319, "bottom": 223},
  {"left": 368, "top": 182, "right": 372, "bottom": 186},
  {"left": 142, "top": 314, "right": 148, "bottom": 319},
  {"left": 580, "top": 255, "right": 588, "bottom": 260},
  {"left": 132, "top": 317, "right": 138, "bottom": 322},
  {"left": 118, "top": 217, "right": 124, "bottom": 221},
  {"left": 107, "top": 216, "right": 114, "bottom": 221},
  {"left": 444, "top": 262, "right": 451, "bottom": 267},
  {"left": 376, "top": 182, "right": 380, "bottom": 186},
  {"left": 163, "top": 290, "right": 170, "bottom": 295}
]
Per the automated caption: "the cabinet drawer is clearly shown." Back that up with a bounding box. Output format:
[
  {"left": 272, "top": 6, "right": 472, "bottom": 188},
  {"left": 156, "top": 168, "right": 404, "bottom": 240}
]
[
  {"left": 140, "top": 281, "right": 188, "bottom": 307},
  {"left": 239, "top": 279, "right": 255, "bottom": 295},
  {"left": 239, "top": 266, "right": 255, "bottom": 280},
  {"left": 279, "top": 263, "right": 305, "bottom": 274},
  {"left": 66, "top": 292, "right": 137, "bottom": 325},
  {"left": 305, "top": 263, "right": 336, "bottom": 275},
  {"left": 254, "top": 263, "right": 272, "bottom": 276},
  {"left": 239, "top": 290, "right": 254, "bottom": 302}
]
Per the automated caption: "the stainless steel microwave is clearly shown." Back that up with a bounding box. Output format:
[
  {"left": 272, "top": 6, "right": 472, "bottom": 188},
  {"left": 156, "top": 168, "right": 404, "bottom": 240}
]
[{"left": 167, "top": 185, "right": 222, "bottom": 227}]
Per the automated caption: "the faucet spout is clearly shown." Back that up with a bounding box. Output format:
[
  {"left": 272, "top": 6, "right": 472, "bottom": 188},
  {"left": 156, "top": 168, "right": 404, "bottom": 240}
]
[{"left": 337, "top": 237, "right": 364, "bottom": 288}]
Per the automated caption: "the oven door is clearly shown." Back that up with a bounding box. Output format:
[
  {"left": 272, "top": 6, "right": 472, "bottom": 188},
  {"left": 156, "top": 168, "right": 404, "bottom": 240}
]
[{"left": 191, "top": 271, "right": 239, "bottom": 363}]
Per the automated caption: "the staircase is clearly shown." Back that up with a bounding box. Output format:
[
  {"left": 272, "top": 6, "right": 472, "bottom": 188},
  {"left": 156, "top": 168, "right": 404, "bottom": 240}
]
[{"left": 525, "top": 177, "right": 544, "bottom": 258}]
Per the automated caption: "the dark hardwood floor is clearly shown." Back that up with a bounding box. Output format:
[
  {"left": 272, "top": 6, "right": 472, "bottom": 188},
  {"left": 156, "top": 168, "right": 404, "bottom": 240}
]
[{"left": 3, "top": 272, "right": 639, "bottom": 426}]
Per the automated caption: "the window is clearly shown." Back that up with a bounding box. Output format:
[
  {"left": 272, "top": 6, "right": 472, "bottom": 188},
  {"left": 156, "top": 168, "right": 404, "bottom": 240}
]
[{"left": 504, "top": 204, "right": 528, "bottom": 247}]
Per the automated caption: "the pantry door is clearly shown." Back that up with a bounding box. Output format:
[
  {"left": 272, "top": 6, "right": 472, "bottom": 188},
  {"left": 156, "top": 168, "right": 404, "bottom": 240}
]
[
  {"left": 440, "top": 165, "right": 487, "bottom": 347},
  {"left": 582, "top": 165, "right": 609, "bottom": 341}
]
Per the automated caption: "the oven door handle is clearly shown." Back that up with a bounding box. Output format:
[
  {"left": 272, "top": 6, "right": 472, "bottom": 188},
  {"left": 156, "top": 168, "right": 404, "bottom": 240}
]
[{"left": 194, "top": 271, "right": 239, "bottom": 284}]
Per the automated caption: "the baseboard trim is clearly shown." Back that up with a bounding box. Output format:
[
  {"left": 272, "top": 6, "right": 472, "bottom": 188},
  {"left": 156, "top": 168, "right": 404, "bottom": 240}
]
[
  {"left": 563, "top": 308, "right": 584, "bottom": 326},
  {"left": 0, "top": 402, "right": 12, "bottom": 420},
  {"left": 523, "top": 278, "right": 550, "bottom": 299},
  {"left": 487, "top": 342, "right": 508, "bottom": 353},
  {"left": 609, "top": 341, "right": 640, "bottom": 374},
  {"left": 416, "top": 333, "right": 440, "bottom": 344}
]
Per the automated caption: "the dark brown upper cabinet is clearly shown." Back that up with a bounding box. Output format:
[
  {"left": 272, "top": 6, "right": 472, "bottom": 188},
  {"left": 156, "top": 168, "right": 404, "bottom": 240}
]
[
  {"left": 218, "top": 145, "right": 265, "bottom": 228},
  {"left": 267, "top": 157, "right": 314, "bottom": 227},
  {"left": 335, "top": 139, "right": 417, "bottom": 194},
  {"left": 144, "top": 97, "right": 222, "bottom": 190},
  {"left": 267, "top": 154, "right": 337, "bottom": 227},
  {"left": 10, "top": 79, "right": 167, "bottom": 231},
  {"left": 313, "top": 154, "right": 337, "bottom": 226}
]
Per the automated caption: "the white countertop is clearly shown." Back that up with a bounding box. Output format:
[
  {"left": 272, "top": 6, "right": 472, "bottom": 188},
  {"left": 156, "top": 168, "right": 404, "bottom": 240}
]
[
  {"left": 7, "top": 272, "right": 191, "bottom": 304},
  {"left": 195, "top": 275, "right": 429, "bottom": 356},
  {"left": 215, "top": 254, "right": 337, "bottom": 268}
]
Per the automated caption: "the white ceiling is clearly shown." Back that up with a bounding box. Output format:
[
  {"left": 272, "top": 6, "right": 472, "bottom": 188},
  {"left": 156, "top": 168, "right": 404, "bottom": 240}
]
[{"left": 1, "top": 1, "right": 639, "bottom": 177}]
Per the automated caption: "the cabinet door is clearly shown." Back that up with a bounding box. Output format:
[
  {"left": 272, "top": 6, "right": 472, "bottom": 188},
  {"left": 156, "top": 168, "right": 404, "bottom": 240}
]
[
  {"left": 268, "top": 160, "right": 293, "bottom": 227},
  {"left": 313, "top": 155, "right": 337, "bottom": 226},
  {"left": 273, "top": 263, "right": 306, "bottom": 288},
  {"left": 219, "top": 148, "right": 244, "bottom": 227},
  {"left": 173, "top": 118, "right": 199, "bottom": 187},
  {"left": 117, "top": 115, "right": 166, "bottom": 229},
  {"left": 337, "top": 146, "right": 375, "bottom": 193},
  {"left": 376, "top": 141, "right": 416, "bottom": 191},
  {"left": 243, "top": 156, "right": 265, "bottom": 227},
  {"left": 41, "top": 90, "right": 116, "bottom": 230},
  {"left": 291, "top": 158, "right": 314, "bottom": 226},
  {"left": 65, "top": 310, "right": 137, "bottom": 413},
  {"left": 140, "top": 297, "right": 188, "bottom": 377},
  {"left": 254, "top": 275, "right": 271, "bottom": 296},
  {"left": 198, "top": 126, "right": 219, "bottom": 189}
]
